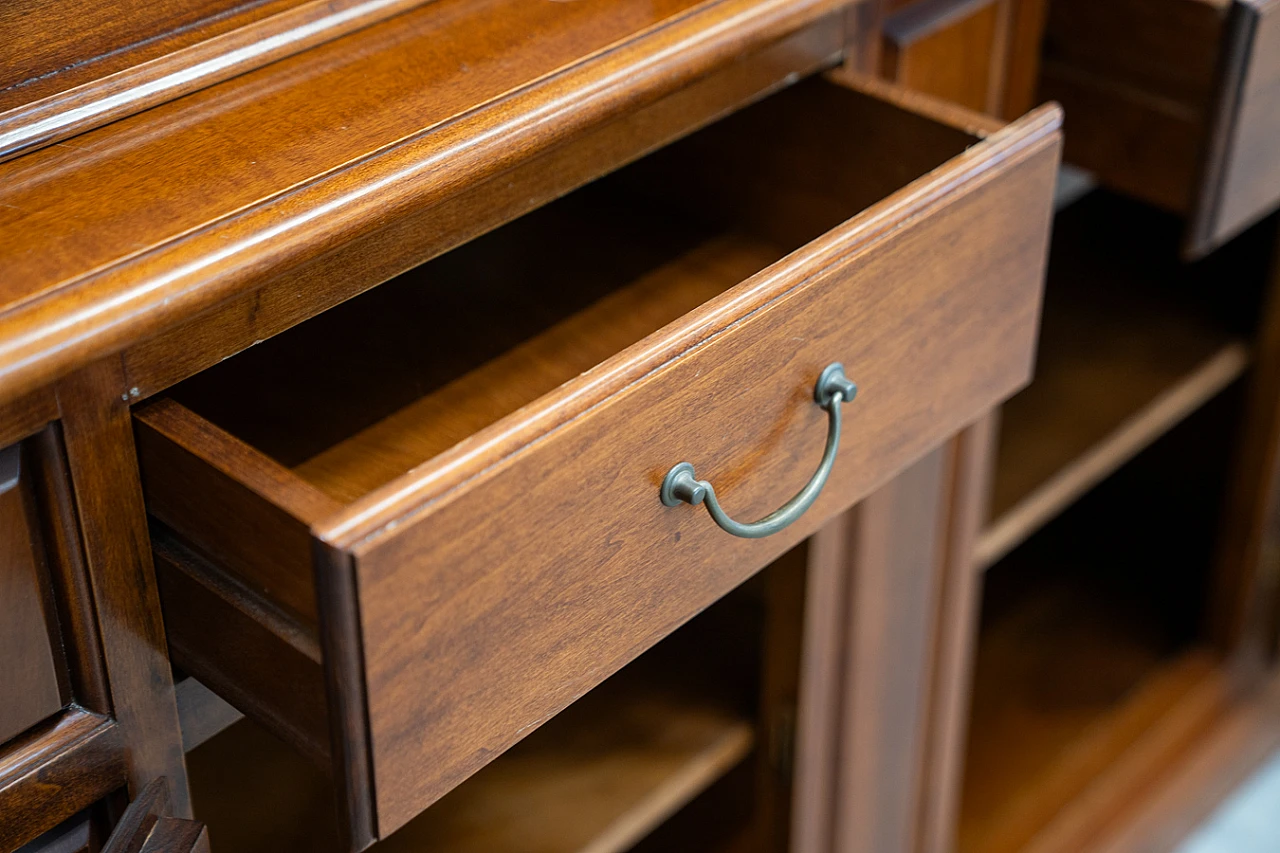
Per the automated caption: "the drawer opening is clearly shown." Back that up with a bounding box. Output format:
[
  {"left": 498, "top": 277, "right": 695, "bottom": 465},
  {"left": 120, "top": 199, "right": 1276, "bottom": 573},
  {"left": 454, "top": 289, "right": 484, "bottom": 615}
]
[
  {"left": 184, "top": 546, "right": 809, "bottom": 852},
  {"left": 156, "top": 75, "right": 984, "bottom": 507}
]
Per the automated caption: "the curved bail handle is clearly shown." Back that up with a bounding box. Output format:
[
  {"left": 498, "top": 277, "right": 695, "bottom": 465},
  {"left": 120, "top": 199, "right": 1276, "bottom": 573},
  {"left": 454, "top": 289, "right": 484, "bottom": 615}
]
[{"left": 660, "top": 363, "right": 858, "bottom": 539}]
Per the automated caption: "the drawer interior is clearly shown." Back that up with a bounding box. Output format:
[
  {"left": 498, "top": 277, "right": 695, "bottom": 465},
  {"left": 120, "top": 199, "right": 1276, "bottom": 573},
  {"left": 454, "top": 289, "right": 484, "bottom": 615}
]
[
  {"left": 158, "top": 75, "right": 983, "bottom": 507},
  {"left": 184, "top": 545, "right": 809, "bottom": 852}
]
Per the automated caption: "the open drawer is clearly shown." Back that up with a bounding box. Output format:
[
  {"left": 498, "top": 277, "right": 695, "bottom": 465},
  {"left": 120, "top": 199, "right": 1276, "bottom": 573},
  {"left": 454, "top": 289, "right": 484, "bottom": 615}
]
[
  {"left": 135, "top": 73, "right": 1060, "bottom": 848},
  {"left": 1040, "top": 0, "right": 1280, "bottom": 257}
]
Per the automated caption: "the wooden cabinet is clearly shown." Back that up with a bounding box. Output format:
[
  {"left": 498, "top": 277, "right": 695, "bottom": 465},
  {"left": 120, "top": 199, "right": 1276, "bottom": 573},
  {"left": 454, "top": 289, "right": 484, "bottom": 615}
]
[
  {"left": 133, "top": 73, "right": 1059, "bottom": 846},
  {"left": 1041, "top": 0, "right": 1280, "bottom": 256},
  {"left": 880, "top": 0, "right": 1013, "bottom": 114}
]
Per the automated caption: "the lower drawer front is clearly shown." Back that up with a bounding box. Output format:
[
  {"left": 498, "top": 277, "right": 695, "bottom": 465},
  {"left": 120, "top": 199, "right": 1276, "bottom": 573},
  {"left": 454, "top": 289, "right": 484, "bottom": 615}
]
[{"left": 138, "top": 75, "right": 1060, "bottom": 842}]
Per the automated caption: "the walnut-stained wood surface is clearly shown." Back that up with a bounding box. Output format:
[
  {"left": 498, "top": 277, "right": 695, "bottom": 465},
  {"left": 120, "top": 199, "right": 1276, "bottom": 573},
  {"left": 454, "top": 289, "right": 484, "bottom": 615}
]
[
  {"left": 138, "top": 76, "right": 1059, "bottom": 837},
  {"left": 832, "top": 447, "right": 951, "bottom": 853},
  {"left": 56, "top": 360, "right": 190, "bottom": 815},
  {"left": 0, "top": 708, "right": 127, "bottom": 851},
  {"left": 0, "top": 0, "right": 852, "bottom": 405},
  {"left": 0, "top": 0, "right": 433, "bottom": 163},
  {"left": 881, "top": 0, "right": 1011, "bottom": 114},
  {"left": 183, "top": 581, "right": 765, "bottom": 853},
  {"left": 0, "top": 442, "right": 65, "bottom": 745}
]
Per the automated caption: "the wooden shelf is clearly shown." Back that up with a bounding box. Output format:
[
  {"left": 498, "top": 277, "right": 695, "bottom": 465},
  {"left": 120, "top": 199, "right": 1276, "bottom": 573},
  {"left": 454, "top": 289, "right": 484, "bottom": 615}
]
[
  {"left": 975, "top": 192, "right": 1260, "bottom": 570},
  {"left": 188, "top": 683, "right": 753, "bottom": 853},
  {"left": 961, "top": 394, "right": 1237, "bottom": 853},
  {"left": 186, "top": 569, "right": 767, "bottom": 853},
  {"left": 961, "top": 645, "right": 1219, "bottom": 853},
  {"left": 380, "top": 689, "right": 754, "bottom": 853}
]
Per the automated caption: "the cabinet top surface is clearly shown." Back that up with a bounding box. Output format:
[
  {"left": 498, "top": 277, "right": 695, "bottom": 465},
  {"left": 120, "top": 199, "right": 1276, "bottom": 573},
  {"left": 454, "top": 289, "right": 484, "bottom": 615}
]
[{"left": 0, "top": 0, "right": 846, "bottom": 404}]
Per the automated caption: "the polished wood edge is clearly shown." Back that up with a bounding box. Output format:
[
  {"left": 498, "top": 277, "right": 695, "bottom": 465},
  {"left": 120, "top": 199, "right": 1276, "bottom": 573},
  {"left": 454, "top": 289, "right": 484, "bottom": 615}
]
[
  {"left": 123, "top": 17, "right": 844, "bottom": 400},
  {"left": 135, "top": 399, "right": 341, "bottom": 524},
  {"left": 975, "top": 341, "right": 1251, "bottom": 570},
  {"left": 0, "top": 708, "right": 128, "bottom": 851},
  {"left": 0, "top": 0, "right": 434, "bottom": 164},
  {"left": 0, "top": 0, "right": 851, "bottom": 406},
  {"left": 827, "top": 68, "right": 1007, "bottom": 136},
  {"left": 174, "top": 678, "right": 244, "bottom": 754},
  {"left": 314, "top": 542, "right": 377, "bottom": 850},
  {"left": 1185, "top": 0, "right": 1263, "bottom": 258},
  {"left": 317, "top": 101, "right": 1063, "bottom": 551}
]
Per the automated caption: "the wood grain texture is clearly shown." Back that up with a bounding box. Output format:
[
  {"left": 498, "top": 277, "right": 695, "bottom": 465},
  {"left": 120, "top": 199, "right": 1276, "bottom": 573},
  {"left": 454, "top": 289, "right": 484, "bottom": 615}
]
[
  {"left": 122, "top": 17, "right": 844, "bottom": 400},
  {"left": 832, "top": 447, "right": 950, "bottom": 853},
  {"left": 0, "top": 0, "right": 433, "bottom": 163},
  {"left": 790, "top": 515, "right": 855, "bottom": 853},
  {"left": 0, "top": 0, "right": 268, "bottom": 93},
  {"left": 1039, "top": 60, "right": 1204, "bottom": 214},
  {"left": 153, "top": 531, "right": 330, "bottom": 768},
  {"left": 881, "top": 0, "right": 1011, "bottom": 114},
  {"left": 137, "top": 398, "right": 341, "bottom": 623},
  {"left": 962, "top": 651, "right": 1220, "bottom": 853},
  {"left": 371, "top": 690, "right": 753, "bottom": 853},
  {"left": 0, "top": 708, "right": 127, "bottom": 851},
  {"left": 56, "top": 360, "right": 190, "bottom": 816},
  {"left": 0, "top": 0, "right": 849, "bottom": 404},
  {"left": 0, "top": 442, "right": 66, "bottom": 745},
  {"left": 916, "top": 417, "right": 998, "bottom": 853},
  {"left": 999, "top": 0, "right": 1047, "bottom": 118},
  {"left": 28, "top": 425, "right": 112, "bottom": 715},
  {"left": 137, "top": 81, "right": 1057, "bottom": 835},
  {"left": 1191, "top": 0, "right": 1280, "bottom": 254},
  {"left": 181, "top": 578, "right": 764, "bottom": 853},
  {"left": 0, "top": 387, "right": 57, "bottom": 449}
]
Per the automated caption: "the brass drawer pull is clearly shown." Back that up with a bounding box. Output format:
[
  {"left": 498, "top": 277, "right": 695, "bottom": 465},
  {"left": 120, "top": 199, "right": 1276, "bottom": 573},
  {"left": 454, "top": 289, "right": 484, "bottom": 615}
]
[{"left": 661, "top": 363, "right": 857, "bottom": 539}]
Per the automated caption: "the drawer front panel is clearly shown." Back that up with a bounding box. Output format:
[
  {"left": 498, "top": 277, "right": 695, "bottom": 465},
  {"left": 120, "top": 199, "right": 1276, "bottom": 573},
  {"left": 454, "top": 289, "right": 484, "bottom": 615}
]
[
  {"left": 347, "top": 125, "right": 1060, "bottom": 833},
  {"left": 0, "top": 443, "right": 64, "bottom": 746}
]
